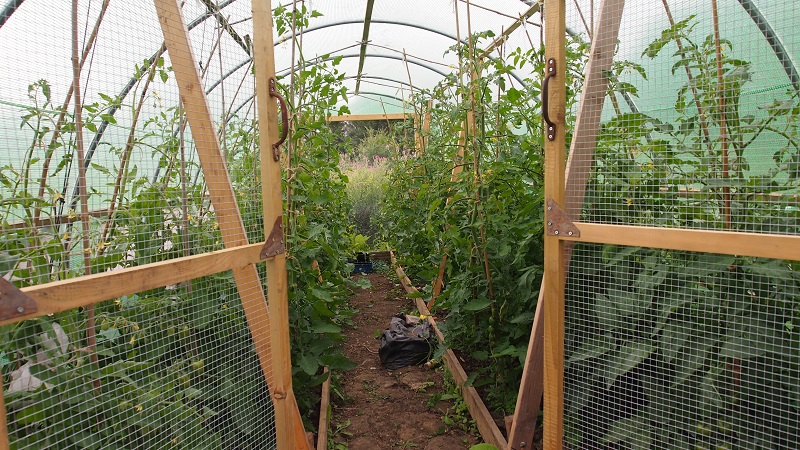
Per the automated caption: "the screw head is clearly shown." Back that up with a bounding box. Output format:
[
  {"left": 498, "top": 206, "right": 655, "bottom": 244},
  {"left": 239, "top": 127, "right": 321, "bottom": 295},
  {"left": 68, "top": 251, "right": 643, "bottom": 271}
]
[
  {"left": 547, "top": 221, "right": 552, "bottom": 227},
  {"left": 17, "top": 306, "right": 24, "bottom": 313},
  {"left": 547, "top": 206, "right": 552, "bottom": 211},
  {"left": 554, "top": 230, "right": 559, "bottom": 235},
  {"left": 568, "top": 231, "right": 574, "bottom": 236}
]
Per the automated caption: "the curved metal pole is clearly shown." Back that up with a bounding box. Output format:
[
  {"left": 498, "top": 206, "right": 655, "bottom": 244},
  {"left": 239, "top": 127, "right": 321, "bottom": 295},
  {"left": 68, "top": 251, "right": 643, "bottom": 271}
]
[
  {"left": 280, "top": 53, "right": 451, "bottom": 78},
  {"left": 63, "top": 0, "right": 240, "bottom": 214},
  {"left": 206, "top": 58, "right": 251, "bottom": 94},
  {"left": 736, "top": 0, "right": 799, "bottom": 91},
  {"left": 273, "top": 19, "right": 529, "bottom": 88},
  {"left": 347, "top": 75, "right": 420, "bottom": 92},
  {"left": 352, "top": 91, "right": 406, "bottom": 105},
  {"left": 0, "top": 0, "right": 24, "bottom": 29}
]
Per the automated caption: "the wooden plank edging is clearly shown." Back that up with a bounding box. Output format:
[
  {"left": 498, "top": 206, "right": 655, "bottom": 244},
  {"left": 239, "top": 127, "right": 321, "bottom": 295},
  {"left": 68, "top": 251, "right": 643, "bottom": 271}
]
[
  {"left": 316, "top": 367, "right": 331, "bottom": 450},
  {"left": 390, "top": 253, "right": 508, "bottom": 449}
]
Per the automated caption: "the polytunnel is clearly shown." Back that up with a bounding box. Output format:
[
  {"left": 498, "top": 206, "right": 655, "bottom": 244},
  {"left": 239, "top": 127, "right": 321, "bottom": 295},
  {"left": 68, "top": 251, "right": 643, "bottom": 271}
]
[{"left": 0, "top": 0, "right": 798, "bottom": 449}]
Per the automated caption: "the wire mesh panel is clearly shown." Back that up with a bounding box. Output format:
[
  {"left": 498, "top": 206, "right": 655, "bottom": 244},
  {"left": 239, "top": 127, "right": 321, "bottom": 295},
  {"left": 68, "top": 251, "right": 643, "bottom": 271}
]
[
  {"left": 0, "top": 0, "right": 276, "bottom": 448},
  {"left": 2, "top": 270, "right": 276, "bottom": 449},
  {"left": 570, "top": 0, "right": 800, "bottom": 234},
  {"left": 564, "top": 245, "right": 799, "bottom": 449},
  {"left": 560, "top": 0, "right": 800, "bottom": 449}
]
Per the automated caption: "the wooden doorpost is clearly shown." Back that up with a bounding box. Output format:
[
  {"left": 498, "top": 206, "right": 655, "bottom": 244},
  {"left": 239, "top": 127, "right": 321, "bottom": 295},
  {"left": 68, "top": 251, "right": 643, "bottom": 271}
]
[
  {"left": 542, "top": 0, "right": 567, "bottom": 449},
  {"left": 508, "top": 1, "right": 625, "bottom": 448},
  {"left": 252, "top": 1, "right": 311, "bottom": 449}
]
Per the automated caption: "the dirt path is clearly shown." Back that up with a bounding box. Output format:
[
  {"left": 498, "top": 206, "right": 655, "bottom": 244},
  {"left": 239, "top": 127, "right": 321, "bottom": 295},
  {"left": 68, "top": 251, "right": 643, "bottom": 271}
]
[{"left": 330, "top": 272, "right": 479, "bottom": 450}]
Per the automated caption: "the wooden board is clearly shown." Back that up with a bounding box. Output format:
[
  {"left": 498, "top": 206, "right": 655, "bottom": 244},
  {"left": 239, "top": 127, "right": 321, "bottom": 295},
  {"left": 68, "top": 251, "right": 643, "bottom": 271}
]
[
  {"left": 251, "top": 0, "right": 311, "bottom": 448},
  {"left": 542, "top": 0, "right": 567, "bottom": 448},
  {"left": 564, "top": 0, "right": 625, "bottom": 219},
  {"left": 565, "top": 222, "right": 800, "bottom": 261},
  {"left": 392, "top": 256, "right": 507, "bottom": 449},
  {"left": 317, "top": 367, "right": 331, "bottom": 450},
  {"left": 0, "top": 243, "right": 265, "bottom": 327},
  {"left": 507, "top": 286, "right": 545, "bottom": 450}
]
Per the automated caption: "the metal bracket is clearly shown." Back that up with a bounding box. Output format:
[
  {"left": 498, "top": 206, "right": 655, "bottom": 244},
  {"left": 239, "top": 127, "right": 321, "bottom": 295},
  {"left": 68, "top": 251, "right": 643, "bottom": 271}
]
[
  {"left": 0, "top": 277, "right": 38, "bottom": 322},
  {"left": 260, "top": 216, "right": 286, "bottom": 259},
  {"left": 546, "top": 198, "right": 580, "bottom": 237}
]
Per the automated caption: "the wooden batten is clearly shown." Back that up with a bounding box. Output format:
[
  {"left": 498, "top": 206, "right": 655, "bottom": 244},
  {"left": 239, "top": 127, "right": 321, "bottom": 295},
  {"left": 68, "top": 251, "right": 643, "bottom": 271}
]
[
  {"left": 1, "top": 243, "right": 264, "bottom": 327},
  {"left": 478, "top": 2, "right": 541, "bottom": 60},
  {"left": 564, "top": 0, "right": 625, "bottom": 218},
  {"left": 565, "top": 222, "right": 800, "bottom": 261},
  {"left": 541, "top": 0, "right": 567, "bottom": 449},
  {"left": 392, "top": 255, "right": 507, "bottom": 449},
  {"left": 252, "top": 0, "right": 311, "bottom": 448}
]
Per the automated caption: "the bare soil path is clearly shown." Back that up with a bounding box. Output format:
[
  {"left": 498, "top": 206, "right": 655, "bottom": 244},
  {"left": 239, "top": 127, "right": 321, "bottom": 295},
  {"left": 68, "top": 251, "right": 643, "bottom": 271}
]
[{"left": 329, "top": 272, "right": 479, "bottom": 450}]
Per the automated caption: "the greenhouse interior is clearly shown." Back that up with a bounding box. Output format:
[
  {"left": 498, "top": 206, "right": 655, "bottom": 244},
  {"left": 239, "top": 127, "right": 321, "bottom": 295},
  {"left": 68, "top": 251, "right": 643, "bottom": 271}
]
[{"left": 0, "top": 0, "right": 798, "bottom": 449}]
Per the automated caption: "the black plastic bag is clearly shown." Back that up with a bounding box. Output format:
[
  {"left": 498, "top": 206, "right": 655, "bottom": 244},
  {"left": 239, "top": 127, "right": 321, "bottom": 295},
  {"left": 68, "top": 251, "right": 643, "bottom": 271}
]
[{"left": 378, "top": 315, "right": 435, "bottom": 370}]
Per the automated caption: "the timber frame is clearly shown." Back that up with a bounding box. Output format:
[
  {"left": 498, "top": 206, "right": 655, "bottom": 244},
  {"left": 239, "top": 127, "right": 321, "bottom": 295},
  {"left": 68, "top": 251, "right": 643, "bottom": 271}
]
[
  {"left": 535, "top": 0, "right": 800, "bottom": 448},
  {"left": 0, "top": 2, "right": 311, "bottom": 449}
]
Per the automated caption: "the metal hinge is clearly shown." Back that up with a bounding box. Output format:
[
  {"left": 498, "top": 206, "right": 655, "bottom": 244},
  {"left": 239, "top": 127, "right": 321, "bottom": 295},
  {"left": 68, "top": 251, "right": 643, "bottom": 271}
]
[{"left": 260, "top": 216, "right": 286, "bottom": 259}]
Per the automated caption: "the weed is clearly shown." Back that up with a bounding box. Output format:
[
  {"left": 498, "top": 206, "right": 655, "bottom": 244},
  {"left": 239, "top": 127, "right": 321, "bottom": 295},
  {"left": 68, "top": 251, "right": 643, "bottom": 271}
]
[{"left": 328, "top": 419, "right": 353, "bottom": 449}]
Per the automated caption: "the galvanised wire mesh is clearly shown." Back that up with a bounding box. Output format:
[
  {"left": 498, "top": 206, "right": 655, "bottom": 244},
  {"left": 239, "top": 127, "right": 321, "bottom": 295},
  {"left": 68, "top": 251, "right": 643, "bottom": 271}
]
[
  {"left": 1, "top": 0, "right": 275, "bottom": 448},
  {"left": 3, "top": 271, "right": 276, "bottom": 449},
  {"left": 562, "top": 0, "right": 800, "bottom": 449},
  {"left": 564, "top": 245, "right": 799, "bottom": 449}
]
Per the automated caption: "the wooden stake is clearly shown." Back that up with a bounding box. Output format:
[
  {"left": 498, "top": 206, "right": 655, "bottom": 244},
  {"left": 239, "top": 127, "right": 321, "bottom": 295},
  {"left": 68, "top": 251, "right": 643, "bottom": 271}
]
[
  {"left": 711, "top": 0, "right": 732, "bottom": 229},
  {"left": 660, "top": 0, "right": 713, "bottom": 154},
  {"left": 98, "top": 49, "right": 164, "bottom": 250},
  {"left": 72, "top": 0, "right": 100, "bottom": 394},
  {"left": 34, "top": 0, "right": 111, "bottom": 229},
  {"left": 421, "top": 100, "right": 432, "bottom": 154},
  {"left": 428, "top": 62, "right": 478, "bottom": 311}
]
